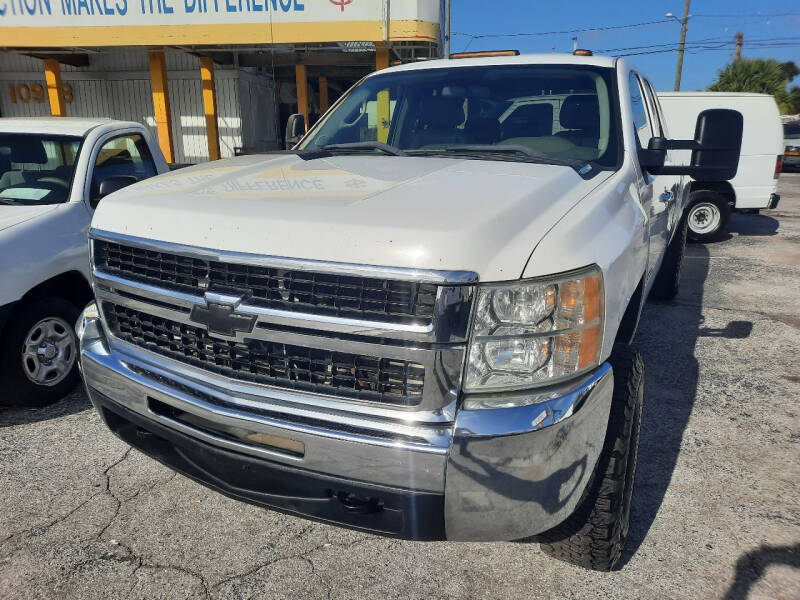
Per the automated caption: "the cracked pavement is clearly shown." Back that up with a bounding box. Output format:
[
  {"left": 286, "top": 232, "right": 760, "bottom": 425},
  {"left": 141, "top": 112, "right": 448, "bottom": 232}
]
[{"left": 1, "top": 175, "right": 799, "bottom": 599}]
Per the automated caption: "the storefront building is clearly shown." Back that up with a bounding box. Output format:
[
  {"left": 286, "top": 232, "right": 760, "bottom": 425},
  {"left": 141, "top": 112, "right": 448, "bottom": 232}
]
[{"left": 0, "top": 1, "right": 443, "bottom": 163}]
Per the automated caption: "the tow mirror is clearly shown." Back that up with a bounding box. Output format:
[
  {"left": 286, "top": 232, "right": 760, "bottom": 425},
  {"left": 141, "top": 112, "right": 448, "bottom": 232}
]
[
  {"left": 640, "top": 109, "right": 743, "bottom": 181},
  {"left": 91, "top": 175, "right": 137, "bottom": 208},
  {"left": 285, "top": 113, "right": 306, "bottom": 149}
]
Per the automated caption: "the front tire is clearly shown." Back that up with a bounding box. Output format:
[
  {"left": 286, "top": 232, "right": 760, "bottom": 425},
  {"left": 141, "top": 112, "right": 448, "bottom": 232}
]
[
  {"left": 686, "top": 191, "right": 730, "bottom": 243},
  {"left": 537, "top": 345, "right": 645, "bottom": 571},
  {"left": 0, "top": 297, "right": 81, "bottom": 407}
]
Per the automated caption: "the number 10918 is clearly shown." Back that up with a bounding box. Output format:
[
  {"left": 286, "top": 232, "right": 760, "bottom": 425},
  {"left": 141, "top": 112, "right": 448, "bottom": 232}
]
[{"left": 8, "top": 83, "right": 74, "bottom": 104}]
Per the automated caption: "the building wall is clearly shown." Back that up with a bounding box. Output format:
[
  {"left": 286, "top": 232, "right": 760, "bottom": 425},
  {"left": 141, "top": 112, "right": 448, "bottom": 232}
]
[{"left": 0, "top": 48, "right": 278, "bottom": 163}]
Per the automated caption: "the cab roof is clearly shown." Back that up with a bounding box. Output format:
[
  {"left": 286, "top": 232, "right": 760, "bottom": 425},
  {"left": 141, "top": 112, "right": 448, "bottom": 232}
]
[
  {"left": 0, "top": 117, "right": 132, "bottom": 137},
  {"left": 373, "top": 53, "right": 619, "bottom": 76}
]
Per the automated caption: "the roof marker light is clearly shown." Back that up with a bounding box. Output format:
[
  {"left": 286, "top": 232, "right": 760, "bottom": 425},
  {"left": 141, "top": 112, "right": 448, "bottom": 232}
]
[{"left": 450, "top": 50, "right": 520, "bottom": 59}]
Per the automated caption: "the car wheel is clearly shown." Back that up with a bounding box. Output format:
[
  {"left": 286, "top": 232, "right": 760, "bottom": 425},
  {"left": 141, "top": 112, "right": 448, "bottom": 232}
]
[
  {"left": 0, "top": 297, "right": 81, "bottom": 407},
  {"left": 686, "top": 192, "right": 730, "bottom": 243},
  {"left": 649, "top": 214, "right": 688, "bottom": 302},
  {"left": 536, "top": 344, "right": 644, "bottom": 571}
]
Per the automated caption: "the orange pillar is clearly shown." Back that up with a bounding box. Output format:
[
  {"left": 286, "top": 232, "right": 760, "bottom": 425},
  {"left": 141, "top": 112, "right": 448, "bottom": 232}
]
[
  {"left": 319, "top": 75, "right": 329, "bottom": 114},
  {"left": 200, "top": 57, "right": 221, "bottom": 161},
  {"left": 295, "top": 64, "right": 309, "bottom": 132},
  {"left": 148, "top": 49, "right": 175, "bottom": 164},
  {"left": 375, "top": 48, "right": 391, "bottom": 142},
  {"left": 44, "top": 59, "right": 66, "bottom": 117},
  {"left": 376, "top": 47, "right": 390, "bottom": 71}
]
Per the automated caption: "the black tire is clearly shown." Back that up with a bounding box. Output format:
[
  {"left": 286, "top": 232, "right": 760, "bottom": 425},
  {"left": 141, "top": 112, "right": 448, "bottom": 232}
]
[
  {"left": 686, "top": 191, "right": 730, "bottom": 243},
  {"left": 649, "top": 215, "right": 688, "bottom": 302},
  {"left": 537, "top": 344, "right": 645, "bottom": 571},
  {"left": 0, "top": 297, "right": 81, "bottom": 407}
]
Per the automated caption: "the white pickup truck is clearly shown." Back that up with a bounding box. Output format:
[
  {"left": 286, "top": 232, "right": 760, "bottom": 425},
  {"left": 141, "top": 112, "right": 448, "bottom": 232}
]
[
  {"left": 77, "top": 53, "right": 742, "bottom": 570},
  {"left": 0, "top": 118, "right": 167, "bottom": 406}
]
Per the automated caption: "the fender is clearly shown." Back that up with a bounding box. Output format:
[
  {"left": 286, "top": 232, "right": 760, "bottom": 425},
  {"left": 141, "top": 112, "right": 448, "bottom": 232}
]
[{"left": 522, "top": 163, "right": 649, "bottom": 361}]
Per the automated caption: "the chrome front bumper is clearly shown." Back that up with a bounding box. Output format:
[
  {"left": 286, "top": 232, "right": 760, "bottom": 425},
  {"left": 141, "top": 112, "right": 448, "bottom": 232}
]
[{"left": 78, "top": 308, "right": 613, "bottom": 541}]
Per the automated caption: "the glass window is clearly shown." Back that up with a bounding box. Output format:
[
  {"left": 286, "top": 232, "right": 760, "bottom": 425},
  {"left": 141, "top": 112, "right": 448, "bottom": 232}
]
[
  {"left": 629, "top": 72, "right": 653, "bottom": 149},
  {"left": 784, "top": 122, "right": 800, "bottom": 139},
  {"left": 91, "top": 134, "right": 157, "bottom": 198},
  {"left": 301, "top": 65, "right": 621, "bottom": 168},
  {"left": 0, "top": 134, "right": 82, "bottom": 206}
]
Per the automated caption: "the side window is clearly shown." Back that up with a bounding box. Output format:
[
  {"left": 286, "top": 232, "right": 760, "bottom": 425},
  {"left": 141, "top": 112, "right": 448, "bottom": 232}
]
[
  {"left": 91, "top": 134, "right": 157, "bottom": 197},
  {"left": 628, "top": 72, "right": 654, "bottom": 149}
]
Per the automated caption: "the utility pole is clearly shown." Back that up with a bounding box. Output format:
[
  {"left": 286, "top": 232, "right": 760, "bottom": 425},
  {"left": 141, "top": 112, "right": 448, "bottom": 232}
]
[
  {"left": 572, "top": 36, "right": 578, "bottom": 52},
  {"left": 672, "top": 0, "right": 691, "bottom": 91},
  {"left": 444, "top": 0, "right": 451, "bottom": 58},
  {"left": 734, "top": 32, "right": 744, "bottom": 61}
]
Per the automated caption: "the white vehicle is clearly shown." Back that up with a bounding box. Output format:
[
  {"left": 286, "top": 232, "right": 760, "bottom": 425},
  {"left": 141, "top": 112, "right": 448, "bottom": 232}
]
[
  {"left": 77, "top": 53, "right": 742, "bottom": 571},
  {"left": 0, "top": 118, "right": 168, "bottom": 406},
  {"left": 658, "top": 92, "right": 783, "bottom": 241},
  {"left": 783, "top": 120, "right": 800, "bottom": 171}
]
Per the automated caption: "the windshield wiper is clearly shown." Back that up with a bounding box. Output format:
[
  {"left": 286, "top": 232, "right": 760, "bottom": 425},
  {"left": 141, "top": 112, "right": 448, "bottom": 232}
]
[
  {"left": 319, "top": 142, "right": 407, "bottom": 156},
  {"left": 408, "top": 144, "right": 588, "bottom": 171}
]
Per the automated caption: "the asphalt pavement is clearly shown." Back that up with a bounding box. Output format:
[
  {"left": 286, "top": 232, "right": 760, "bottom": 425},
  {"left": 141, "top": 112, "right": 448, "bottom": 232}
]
[{"left": 1, "top": 174, "right": 799, "bottom": 600}]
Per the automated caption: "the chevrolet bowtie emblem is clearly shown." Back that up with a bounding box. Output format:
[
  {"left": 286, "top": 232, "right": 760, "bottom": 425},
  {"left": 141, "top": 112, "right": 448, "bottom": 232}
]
[{"left": 190, "top": 293, "right": 256, "bottom": 338}]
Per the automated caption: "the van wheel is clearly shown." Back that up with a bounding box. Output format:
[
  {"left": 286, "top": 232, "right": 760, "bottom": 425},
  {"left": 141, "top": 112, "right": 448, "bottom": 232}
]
[
  {"left": 686, "top": 191, "right": 730, "bottom": 243},
  {"left": 536, "top": 344, "right": 644, "bottom": 571},
  {"left": 649, "top": 215, "right": 687, "bottom": 302},
  {"left": 0, "top": 298, "right": 80, "bottom": 407}
]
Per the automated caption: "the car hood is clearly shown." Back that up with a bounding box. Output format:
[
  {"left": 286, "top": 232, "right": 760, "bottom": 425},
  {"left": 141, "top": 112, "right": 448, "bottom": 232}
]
[
  {"left": 93, "top": 154, "right": 612, "bottom": 281},
  {"left": 0, "top": 204, "right": 59, "bottom": 233}
]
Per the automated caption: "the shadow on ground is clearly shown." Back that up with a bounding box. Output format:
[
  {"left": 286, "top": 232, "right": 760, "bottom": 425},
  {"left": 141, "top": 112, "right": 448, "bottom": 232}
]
[
  {"left": 0, "top": 387, "right": 91, "bottom": 428},
  {"left": 727, "top": 213, "right": 780, "bottom": 237},
  {"left": 722, "top": 543, "right": 800, "bottom": 600},
  {"left": 618, "top": 241, "right": 755, "bottom": 569}
]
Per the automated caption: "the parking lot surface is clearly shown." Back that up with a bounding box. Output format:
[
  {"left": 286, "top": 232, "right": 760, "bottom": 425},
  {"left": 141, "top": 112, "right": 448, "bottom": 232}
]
[{"left": 2, "top": 175, "right": 799, "bottom": 600}]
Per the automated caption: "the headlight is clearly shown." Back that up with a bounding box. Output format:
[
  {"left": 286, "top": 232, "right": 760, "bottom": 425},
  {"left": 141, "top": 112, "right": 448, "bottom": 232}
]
[
  {"left": 464, "top": 267, "right": 604, "bottom": 392},
  {"left": 75, "top": 301, "right": 106, "bottom": 353}
]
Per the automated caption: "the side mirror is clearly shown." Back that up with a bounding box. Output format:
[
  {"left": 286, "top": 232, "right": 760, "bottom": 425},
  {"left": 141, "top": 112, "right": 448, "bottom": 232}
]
[
  {"left": 285, "top": 113, "right": 306, "bottom": 149},
  {"left": 92, "top": 175, "right": 137, "bottom": 208},
  {"left": 640, "top": 109, "right": 743, "bottom": 181}
]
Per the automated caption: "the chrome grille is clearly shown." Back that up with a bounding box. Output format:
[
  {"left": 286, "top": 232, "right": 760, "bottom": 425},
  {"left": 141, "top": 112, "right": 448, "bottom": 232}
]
[
  {"left": 94, "top": 240, "right": 438, "bottom": 326},
  {"left": 102, "top": 302, "right": 425, "bottom": 406}
]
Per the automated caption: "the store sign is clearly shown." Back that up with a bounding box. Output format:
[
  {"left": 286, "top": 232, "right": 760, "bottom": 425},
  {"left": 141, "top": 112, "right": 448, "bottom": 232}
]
[
  {"left": 0, "top": 0, "right": 433, "bottom": 25},
  {"left": 0, "top": 0, "right": 439, "bottom": 45}
]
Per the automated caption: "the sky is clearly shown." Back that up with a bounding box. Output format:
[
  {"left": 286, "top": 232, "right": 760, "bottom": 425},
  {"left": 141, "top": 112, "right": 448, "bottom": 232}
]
[{"left": 449, "top": 0, "right": 800, "bottom": 92}]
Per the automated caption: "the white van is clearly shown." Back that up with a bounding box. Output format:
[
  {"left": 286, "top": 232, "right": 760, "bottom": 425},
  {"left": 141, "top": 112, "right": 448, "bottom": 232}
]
[{"left": 658, "top": 92, "right": 783, "bottom": 241}]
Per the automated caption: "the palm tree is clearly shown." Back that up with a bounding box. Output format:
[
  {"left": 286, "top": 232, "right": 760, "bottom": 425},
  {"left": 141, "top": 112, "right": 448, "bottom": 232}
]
[{"left": 709, "top": 58, "right": 796, "bottom": 113}]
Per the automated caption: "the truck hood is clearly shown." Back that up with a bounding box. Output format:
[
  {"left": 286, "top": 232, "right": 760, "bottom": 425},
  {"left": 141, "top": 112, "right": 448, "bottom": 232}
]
[
  {"left": 93, "top": 154, "right": 611, "bottom": 281},
  {"left": 0, "top": 204, "right": 59, "bottom": 233}
]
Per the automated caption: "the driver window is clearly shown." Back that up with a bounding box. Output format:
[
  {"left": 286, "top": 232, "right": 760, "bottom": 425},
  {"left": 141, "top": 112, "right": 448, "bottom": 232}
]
[
  {"left": 91, "top": 134, "right": 156, "bottom": 197},
  {"left": 629, "top": 72, "right": 654, "bottom": 149}
]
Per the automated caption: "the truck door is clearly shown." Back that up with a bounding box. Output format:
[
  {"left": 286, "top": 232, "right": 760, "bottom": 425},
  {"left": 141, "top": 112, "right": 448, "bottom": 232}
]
[
  {"left": 628, "top": 71, "right": 673, "bottom": 286},
  {"left": 642, "top": 77, "right": 684, "bottom": 234}
]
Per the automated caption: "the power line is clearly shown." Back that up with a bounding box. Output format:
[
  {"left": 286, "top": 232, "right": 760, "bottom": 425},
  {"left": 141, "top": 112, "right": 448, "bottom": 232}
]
[
  {"left": 692, "top": 12, "right": 800, "bottom": 18},
  {"left": 597, "top": 36, "right": 728, "bottom": 53},
  {"left": 616, "top": 41, "right": 800, "bottom": 57},
  {"left": 451, "top": 19, "right": 673, "bottom": 40}
]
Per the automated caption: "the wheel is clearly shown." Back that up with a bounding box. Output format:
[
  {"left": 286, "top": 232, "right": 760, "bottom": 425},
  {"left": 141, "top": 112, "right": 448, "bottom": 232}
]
[
  {"left": 649, "top": 215, "right": 688, "bottom": 302},
  {"left": 536, "top": 344, "right": 644, "bottom": 571},
  {"left": 0, "top": 298, "right": 81, "bottom": 407},
  {"left": 686, "top": 192, "right": 730, "bottom": 243}
]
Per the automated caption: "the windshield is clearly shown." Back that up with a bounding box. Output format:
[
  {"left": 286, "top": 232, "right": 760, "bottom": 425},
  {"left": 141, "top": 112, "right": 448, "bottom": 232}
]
[
  {"left": 0, "top": 134, "right": 82, "bottom": 205},
  {"left": 300, "top": 64, "right": 620, "bottom": 169}
]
